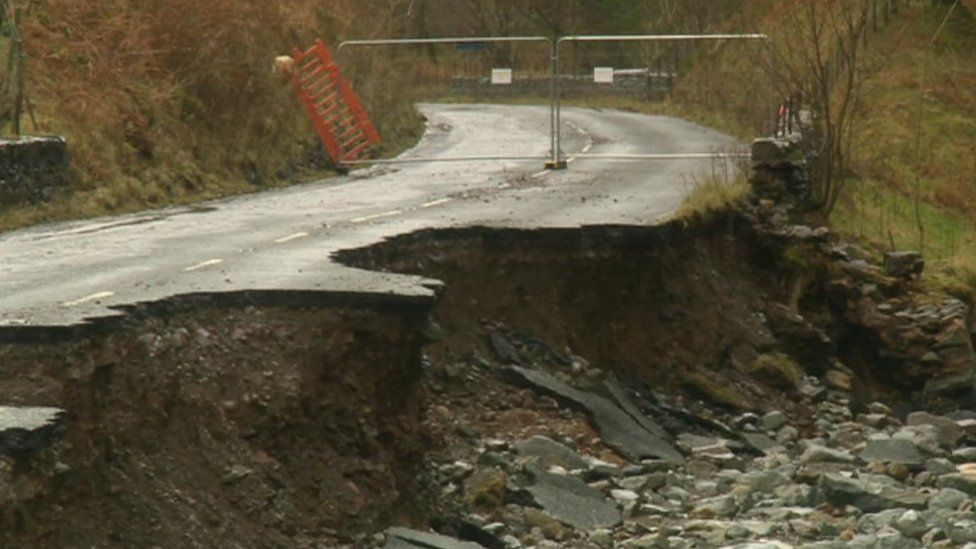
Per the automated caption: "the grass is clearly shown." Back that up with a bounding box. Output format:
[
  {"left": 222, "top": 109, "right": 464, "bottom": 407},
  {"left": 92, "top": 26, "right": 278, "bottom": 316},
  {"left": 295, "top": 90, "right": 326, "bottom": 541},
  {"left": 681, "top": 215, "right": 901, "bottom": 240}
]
[
  {"left": 831, "top": 177, "right": 976, "bottom": 301},
  {"left": 674, "top": 178, "right": 750, "bottom": 221},
  {"left": 0, "top": 0, "right": 426, "bottom": 234},
  {"left": 829, "top": 3, "right": 976, "bottom": 299}
]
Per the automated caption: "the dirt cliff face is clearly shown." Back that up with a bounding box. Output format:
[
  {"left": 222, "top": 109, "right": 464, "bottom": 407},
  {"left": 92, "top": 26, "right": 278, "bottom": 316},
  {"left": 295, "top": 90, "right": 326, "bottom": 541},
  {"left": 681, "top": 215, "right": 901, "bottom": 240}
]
[
  {"left": 0, "top": 293, "right": 431, "bottom": 547},
  {"left": 2, "top": 160, "right": 975, "bottom": 545}
]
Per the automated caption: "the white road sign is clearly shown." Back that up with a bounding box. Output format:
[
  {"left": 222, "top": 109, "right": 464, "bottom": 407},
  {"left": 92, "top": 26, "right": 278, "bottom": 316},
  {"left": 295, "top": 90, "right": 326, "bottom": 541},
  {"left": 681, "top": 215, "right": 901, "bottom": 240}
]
[
  {"left": 491, "top": 68, "right": 513, "bottom": 85},
  {"left": 594, "top": 67, "right": 615, "bottom": 84}
]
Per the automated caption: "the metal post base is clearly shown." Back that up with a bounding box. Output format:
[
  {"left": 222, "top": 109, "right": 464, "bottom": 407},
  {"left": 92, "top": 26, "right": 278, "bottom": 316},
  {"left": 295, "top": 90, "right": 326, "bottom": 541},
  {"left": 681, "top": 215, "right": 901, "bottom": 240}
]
[{"left": 545, "top": 160, "right": 568, "bottom": 170}]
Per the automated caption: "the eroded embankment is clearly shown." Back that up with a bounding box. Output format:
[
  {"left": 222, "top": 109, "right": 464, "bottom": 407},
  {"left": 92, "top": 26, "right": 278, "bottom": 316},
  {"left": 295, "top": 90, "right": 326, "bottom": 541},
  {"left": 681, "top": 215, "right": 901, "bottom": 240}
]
[
  {"left": 336, "top": 218, "right": 819, "bottom": 418},
  {"left": 0, "top": 292, "right": 432, "bottom": 547},
  {"left": 3, "top": 207, "right": 974, "bottom": 547}
]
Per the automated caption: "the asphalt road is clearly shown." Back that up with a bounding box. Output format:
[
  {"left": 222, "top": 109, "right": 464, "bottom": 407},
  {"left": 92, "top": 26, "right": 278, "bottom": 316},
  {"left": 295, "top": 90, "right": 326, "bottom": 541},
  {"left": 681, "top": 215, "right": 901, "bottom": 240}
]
[{"left": 0, "top": 103, "right": 739, "bottom": 327}]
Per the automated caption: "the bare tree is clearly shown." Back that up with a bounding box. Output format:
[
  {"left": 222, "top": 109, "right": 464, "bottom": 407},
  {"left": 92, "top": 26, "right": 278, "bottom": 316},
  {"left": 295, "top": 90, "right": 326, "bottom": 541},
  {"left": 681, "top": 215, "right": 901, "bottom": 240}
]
[{"left": 764, "top": 0, "right": 872, "bottom": 215}]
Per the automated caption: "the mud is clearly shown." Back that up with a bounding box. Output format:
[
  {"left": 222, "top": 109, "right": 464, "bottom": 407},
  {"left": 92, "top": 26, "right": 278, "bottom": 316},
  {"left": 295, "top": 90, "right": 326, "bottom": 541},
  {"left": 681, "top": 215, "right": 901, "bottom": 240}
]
[
  {"left": 0, "top": 292, "right": 432, "bottom": 547},
  {"left": 0, "top": 213, "right": 936, "bottom": 547}
]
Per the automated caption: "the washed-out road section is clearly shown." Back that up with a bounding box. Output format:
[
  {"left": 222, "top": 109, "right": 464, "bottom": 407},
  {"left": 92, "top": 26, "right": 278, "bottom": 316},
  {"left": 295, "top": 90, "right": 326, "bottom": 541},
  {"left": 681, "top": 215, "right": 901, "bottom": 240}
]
[{"left": 0, "top": 103, "right": 737, "bottom": 327}]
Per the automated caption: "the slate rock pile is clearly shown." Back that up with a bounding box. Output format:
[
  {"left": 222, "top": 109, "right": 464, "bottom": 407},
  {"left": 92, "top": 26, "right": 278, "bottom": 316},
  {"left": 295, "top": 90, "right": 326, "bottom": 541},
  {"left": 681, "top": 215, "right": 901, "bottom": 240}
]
[{"left": 377, "top": 372, "right": 976, "bottom": 549}]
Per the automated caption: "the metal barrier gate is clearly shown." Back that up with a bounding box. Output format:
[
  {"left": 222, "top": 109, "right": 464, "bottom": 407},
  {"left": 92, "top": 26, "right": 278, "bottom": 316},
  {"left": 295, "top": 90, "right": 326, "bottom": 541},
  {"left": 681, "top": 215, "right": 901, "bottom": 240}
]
[{"left": 322, "top": 33, "right": 771, "bottom": 171}]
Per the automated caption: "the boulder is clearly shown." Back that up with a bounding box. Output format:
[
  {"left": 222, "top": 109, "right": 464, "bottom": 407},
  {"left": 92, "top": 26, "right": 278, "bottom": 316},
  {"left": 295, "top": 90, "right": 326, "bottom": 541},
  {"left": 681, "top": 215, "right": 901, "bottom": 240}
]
[
  {"left": 860, "top": 439, "right": 926, "bottom": 466},
  {"left": 514, "top": 436, "right": 588, "bottom": 471},
  {"left": 883, "top": 252, "right": 924, "bottom": 280},
  {"left": 818, "top": 473, "right": 929, "bottom": 512}
]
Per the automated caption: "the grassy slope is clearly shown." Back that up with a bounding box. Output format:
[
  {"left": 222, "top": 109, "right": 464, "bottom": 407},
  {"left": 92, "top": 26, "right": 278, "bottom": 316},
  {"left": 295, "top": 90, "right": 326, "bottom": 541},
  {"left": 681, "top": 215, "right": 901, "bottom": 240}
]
[
  {"left": 0, "top": 0, "right": 421, "bottom": 233},
  {"left": 670, "top": 0, "right": 976, "bottom": 297},
  {"left": 831, "top": 2, "right": 976, "bottom": 296}
]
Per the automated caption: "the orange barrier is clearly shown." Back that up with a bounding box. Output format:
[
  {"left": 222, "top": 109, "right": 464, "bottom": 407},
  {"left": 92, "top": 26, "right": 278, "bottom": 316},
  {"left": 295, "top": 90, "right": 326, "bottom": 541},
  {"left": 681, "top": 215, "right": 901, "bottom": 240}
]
[{"left": 290, "top": 40, "right": 381, "bottom": 168}]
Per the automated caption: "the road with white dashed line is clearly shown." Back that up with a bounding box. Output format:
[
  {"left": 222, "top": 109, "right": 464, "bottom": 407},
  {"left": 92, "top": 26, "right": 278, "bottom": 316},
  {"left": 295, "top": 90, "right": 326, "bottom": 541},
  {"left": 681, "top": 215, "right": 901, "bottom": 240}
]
[{"left": 0, "top": 103, "right": 738, "bottom": 327}]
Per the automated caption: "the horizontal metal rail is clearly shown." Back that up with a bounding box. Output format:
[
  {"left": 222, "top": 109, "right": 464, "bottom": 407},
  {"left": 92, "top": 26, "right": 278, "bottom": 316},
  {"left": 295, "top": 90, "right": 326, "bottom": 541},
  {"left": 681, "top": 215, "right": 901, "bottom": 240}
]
[
  {"left": 344, "top": 155, "right": 550, "bottom": 165},
  {"left": 557, "top": 34, "right": 770, "bottom": 45},
  {"left": 338, "top": 36, "right": 552, "bottom": 51},
  {"left": 567, "top": 153, "right": 750, "bottom": 161}
]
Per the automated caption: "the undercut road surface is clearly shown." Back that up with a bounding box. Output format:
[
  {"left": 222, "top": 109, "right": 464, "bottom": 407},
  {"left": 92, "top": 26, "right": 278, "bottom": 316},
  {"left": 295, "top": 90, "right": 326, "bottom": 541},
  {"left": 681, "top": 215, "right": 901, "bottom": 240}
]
[{"left": 0, "top": 104, "right": 739, "bottom": 327}]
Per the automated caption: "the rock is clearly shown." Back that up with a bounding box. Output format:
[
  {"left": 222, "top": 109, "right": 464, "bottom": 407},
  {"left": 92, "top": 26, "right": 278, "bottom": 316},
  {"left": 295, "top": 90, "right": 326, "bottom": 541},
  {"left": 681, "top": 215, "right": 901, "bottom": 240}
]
[
  {"left": 924, "top": 371, "right": 976, "bottom": 400},
  {"left": 604, "top": 379, "right": 670, "bottom": 441},
  {"left": 826, "top": 370, "right": 853, "bottom": 392},
  {"left": 691, "top": 494, "right": 739, "bottom": 518},
  {"left": 894, "top": 510, "right": 929, "bottom": 539},
  {"left": 883, "top": 251, "right": 924, "bottom": 279},
  {"left": 520, "top": 466, "right": 622, "bottom": 530},
  {"left": 489, "top": 332, "right": 522, "bottom": 365},
  {"left": 619, "top": 473, "right": 666, "bottom": 492},
  {"left": 777, "top": 426, "right": 800, "bottom": 445},
  {"left": 800, "top": 444, "right": 857, "bottom": 465},
  {"left": 819, "top": 473, "right": 929, "bottom": 512},
  {"left": 514, "top": 436, "right": 588, "bottom": 471},
  {"left": 928, "top": 488, "right": 969, "bottom": 510},
  {"left": 953, "top": 448, "right": 976, "bottom": 463},
  {"left": 505, "top": 366, "right": 682, "bottom": 462},
  {"left": 895, "top": 425, "right": 943, "bottom": 456},
  {"left": 868, "top": 402, "right": 894, "bottom": 415},
  {"left": 385, "top": 527, "right": 486, "bottom": 549},
  {"left": 221, "top": 464, "right": 253, "bottom": 484},
  {"left": 927, "top": 458, "right": 957, "bottom": 475},
  {"left": 741, "top": 433, "right": 779, "bottom": 454},
  {"left": 957, "top": 419, "right": 976, "bottom": 436},
  {"left": 860, "top": 439, "right": 925, "bottom": 466},
  {"left": 945, "top": 519, "right": 976, "bottom": 545},
  {"left": 588, "top": 529, "right": 613, "bottom": 548},
  {"left": 610, "top": 489, "right": 640, "bottom": 504},
  {"left": 936, "top": 474, "right": 976, "bottom": 496},
  {"left": 457, "top": 521, "right": 507, "bottom": 549},
  {"left": 887, "top": 463, "right": 911, "bottom": 483},
  {"left": 0, "top": 406, "right": 66, "bottom": 457},
  {"left": 906, "top": 412, "right": 964, "bottom": 448},
  {"left": 761, "top": 411, "right": 788, "bottom": 432},
  {"left": 725, "top": 523, "right": 753, "bottom": 540},
  {"left": 523, "top": 508, "right": 566, "bottom": 541}
]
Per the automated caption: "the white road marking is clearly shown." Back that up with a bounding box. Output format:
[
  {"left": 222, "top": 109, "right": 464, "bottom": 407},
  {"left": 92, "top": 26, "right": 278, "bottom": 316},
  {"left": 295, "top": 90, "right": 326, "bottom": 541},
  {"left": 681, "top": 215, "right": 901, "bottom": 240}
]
[
  {"left": 274, "top": 232, "right": 309, "bottom": 244},
  {"left": 0, "top": 318, "right": 27, "bottom": 326},
  {"left": 62, "top": 291, "right": 115, "bottom": 307},
  {"left": 350, "top": 210, "right": 403, "bottom": 223},
  {"left": 531, "top": 170, "right": 549, "bottom": 178},
  {"left": 184, "top": 259, "right": 224, "bottom": 272},
  {"left": 420, "top": 198, "right": 452, "bottom": 209}
]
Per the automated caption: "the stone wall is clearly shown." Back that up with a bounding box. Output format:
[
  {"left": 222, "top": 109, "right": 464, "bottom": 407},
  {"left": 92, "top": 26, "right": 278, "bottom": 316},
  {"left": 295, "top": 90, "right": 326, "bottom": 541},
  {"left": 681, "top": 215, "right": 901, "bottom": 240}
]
[
  {"left": 0, "top": 136, "right": 72, "bottom": 207},
  {"left": 747, "top": 134, "right": 976, "bottom": 405}
]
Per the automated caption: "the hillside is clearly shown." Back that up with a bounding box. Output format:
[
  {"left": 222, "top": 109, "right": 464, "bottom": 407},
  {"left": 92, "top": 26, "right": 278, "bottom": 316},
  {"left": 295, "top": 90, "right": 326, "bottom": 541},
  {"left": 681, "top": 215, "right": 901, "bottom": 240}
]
[
  {"left": 0, "top": 0, "right": 422, "bottom": 230},
  {"left": 672, "top": 0, "right": 976, "bottom": 297},
  {"left": 831, "top": 1, "right": 976, "bottom": 296}
]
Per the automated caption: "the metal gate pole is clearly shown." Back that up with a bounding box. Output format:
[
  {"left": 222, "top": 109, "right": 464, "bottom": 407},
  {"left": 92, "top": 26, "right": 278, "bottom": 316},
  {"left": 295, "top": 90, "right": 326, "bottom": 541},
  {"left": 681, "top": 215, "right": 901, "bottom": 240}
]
[
  {"left": 337, "top": 36, "right": 555, "bottom": 169},
  {"left": 546, "top": 40, "right": 567, "bottom": 170},
  {"left": 553, "top": 34, "right": 770, "bottom": 162}
]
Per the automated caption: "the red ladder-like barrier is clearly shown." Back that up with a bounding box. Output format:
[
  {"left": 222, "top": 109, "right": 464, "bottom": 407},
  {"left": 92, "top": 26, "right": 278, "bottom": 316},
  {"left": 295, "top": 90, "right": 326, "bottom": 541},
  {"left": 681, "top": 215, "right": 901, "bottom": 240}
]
[{"left": 290, "top": 40, "right": 381, "bottom": 168}]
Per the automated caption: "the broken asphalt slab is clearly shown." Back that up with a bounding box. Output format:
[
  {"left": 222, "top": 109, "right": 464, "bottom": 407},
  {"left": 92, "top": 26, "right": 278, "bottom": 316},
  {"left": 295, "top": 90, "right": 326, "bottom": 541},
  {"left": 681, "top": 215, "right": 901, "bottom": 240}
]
[
  {"left": 0, "top": 406, "right": 66, "bottom": 457},
  {"left": 384, "top": 527, "right": 486, "bottom": 549},
  {"left": 519, "top": 465, "right": 622, "bottom": 531},
  {"left": 503, "top": 366, "right": 684, "bottom": 463}
]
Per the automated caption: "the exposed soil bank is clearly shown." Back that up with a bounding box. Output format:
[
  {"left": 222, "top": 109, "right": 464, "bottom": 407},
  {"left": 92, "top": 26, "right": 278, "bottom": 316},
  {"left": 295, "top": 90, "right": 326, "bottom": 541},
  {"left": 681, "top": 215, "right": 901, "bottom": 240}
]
[
  {"left": 0, "top": 292, "right": 432, "bottom": 547},
  {"left": 337, "top": 219, "right": 817, "bottom": 419},
  {"left": 2, "top": 208, "right": 973, "bottom": 546}
]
